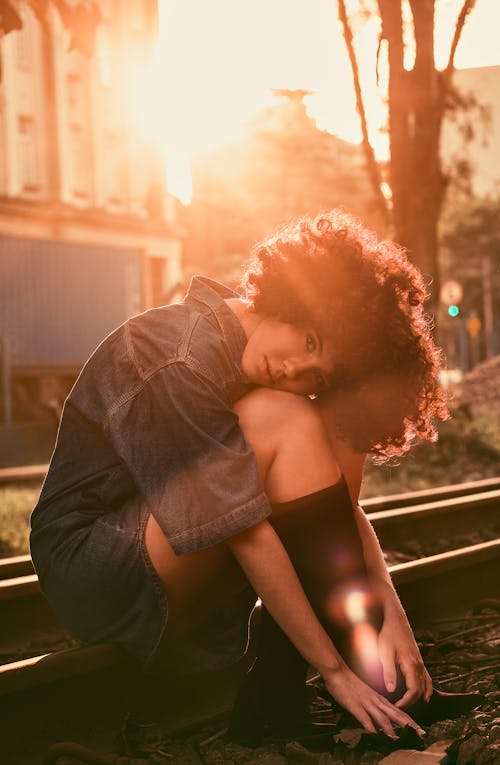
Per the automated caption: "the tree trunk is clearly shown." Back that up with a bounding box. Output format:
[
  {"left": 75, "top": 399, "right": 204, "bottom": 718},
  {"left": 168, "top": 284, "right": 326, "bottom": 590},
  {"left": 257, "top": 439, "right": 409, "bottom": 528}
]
[
  {"left": 377, "top": 0, "right": 444, "bottom": 311},
  {"left": 337, "top": 0, "right": 389, "bottom": 227},
  {"left": 341, "top": 0, "right": 479, "bottom": 317},
  {"left": 377, "top": 0, "right": 409, "bottom": 239},
  {"left": 407, "top": 0, "right": 446, "bottom": 308}
]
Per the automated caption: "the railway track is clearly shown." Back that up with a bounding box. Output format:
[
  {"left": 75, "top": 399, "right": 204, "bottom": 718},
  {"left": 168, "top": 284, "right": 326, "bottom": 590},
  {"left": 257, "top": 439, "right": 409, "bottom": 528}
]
[
  {"left": 3, "top": 464, "right": 500, "bottom": 493},
  {"left": 3, "top": 475, "right": 500, "bottom": 581},
  {"left": 2, "top": 481, "right": 499, "bottom": 662},
  {"left": 2, "top": 539, "right": 499, "bottom": 765},
  {"left": 1, "top": 478, "right": 499, "bottom": 764},
  {"left": 0, "top": 463, "right": 48, "bottom": 484}
]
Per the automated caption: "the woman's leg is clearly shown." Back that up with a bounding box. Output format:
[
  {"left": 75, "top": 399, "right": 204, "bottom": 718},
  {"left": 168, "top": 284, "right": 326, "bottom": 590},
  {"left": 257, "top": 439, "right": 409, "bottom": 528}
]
[
  {"left": 227, "top": 389, "right": 386, "bottom": 742},
  {"left": 234, "top": 386, "right": 383, "bottom": 633},
  {"left": 144, "top": 387, "right": 364, "bottom": 732},
  {"left": 230, "top": 389, "right": 481, "bottom": 739},
  {"left": 143, "top": 387, "right": 345, "bottom": 643}
]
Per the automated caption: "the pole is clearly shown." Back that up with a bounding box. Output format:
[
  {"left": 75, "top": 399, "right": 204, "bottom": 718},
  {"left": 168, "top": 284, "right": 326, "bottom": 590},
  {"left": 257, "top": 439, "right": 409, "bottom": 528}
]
[
  {"left": 457, "top": 319, "right": 468, "bottom": 374},
  {"left": 482, "top": 254, "right": 494, "bottom": 360},
  {"left": 0, "top": 335, "right": 12, "bottom": 425}
]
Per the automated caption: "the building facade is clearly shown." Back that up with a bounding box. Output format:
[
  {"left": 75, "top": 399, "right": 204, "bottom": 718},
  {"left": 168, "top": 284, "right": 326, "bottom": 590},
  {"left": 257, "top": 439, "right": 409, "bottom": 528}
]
[
  {"left": 443, "top": 65, "right": 500, "bottom": 198},
  {"left": 0, "top": 0, "right": 184, "bottom": 450}
]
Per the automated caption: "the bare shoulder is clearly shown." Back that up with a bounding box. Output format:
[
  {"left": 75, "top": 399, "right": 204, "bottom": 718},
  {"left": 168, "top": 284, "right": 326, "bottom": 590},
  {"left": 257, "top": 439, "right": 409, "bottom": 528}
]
[
  {"left": 234, "top": 387, "right": 315, "bottom": 423},
  {"left": 234, "top": 389, "right": 324, "bottom": 457}
]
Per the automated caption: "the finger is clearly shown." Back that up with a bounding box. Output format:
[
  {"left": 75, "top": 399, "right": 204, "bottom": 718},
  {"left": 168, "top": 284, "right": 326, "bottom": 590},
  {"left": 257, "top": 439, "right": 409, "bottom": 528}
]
[
  {"left": 380, "top": 698, "right": 426, "bottom": 738},
  {"left": 368, "top": 706, "right": 397, "bottom": 738},
  {"left": 395, "top": 662, "right": 424, "bottom": 706},
  {"left": 395, "top": 686, "right": 420, "bottom": 709},
  {"left": 424, "top": 670, "right": 433, "bottom": 702},
  {"left": 379, "top": 644, "right": 397, "bottom": 694},
  {"left": 351, "top": 706, "right": 377, "bottom": 734}
]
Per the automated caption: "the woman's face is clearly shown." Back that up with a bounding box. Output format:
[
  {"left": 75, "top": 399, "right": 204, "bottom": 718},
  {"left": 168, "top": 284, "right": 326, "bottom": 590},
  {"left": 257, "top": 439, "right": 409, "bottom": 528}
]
[{"left": 241, "top": 317, "right": 335, "bottom": 395}]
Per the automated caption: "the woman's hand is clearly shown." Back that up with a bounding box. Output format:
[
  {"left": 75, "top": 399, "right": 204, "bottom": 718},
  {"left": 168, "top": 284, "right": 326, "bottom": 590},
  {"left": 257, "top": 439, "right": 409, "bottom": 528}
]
[
  {"left": 323, "top": 661, "right": 426, "bottom": 738},
  {"left": 377, "top": 601, "right": 433, "bottom": 709}
]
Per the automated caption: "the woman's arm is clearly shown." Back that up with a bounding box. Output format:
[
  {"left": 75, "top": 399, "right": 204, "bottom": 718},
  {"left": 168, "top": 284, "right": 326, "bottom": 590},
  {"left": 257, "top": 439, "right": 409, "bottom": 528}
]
[
  {"left": 353, "top": 504, "right": 433, "bottom": 707},
  {"left": 321, "top": 437, "right": 432, "bottom": 709},
  {"left": 232, "top": 389, "right": 426, "bottom": 730},
  {"left": 226, "top": 517, "right": 425, "bottom": 736},
  {"left": 227, "top": 518, "right": 339, "bottom": 674}
]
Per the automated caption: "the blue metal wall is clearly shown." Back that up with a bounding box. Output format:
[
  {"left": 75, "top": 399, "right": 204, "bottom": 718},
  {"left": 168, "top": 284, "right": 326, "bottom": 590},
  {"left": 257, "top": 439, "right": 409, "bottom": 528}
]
[{"left": 0, "top": 235, "right": 142, "bottom": 370}]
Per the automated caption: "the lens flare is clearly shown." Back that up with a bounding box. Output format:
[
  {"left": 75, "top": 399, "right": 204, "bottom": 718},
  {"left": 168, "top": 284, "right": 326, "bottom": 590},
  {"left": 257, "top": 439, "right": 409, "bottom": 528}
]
[
  {"left": 326, "top": 581, "right": 377, "bottom": 628},
  {"left": 344, "top": 589, "right": 368, "bottom": 624},
  {"left": 351, "top": 622, "right": 382, "bottom": 686}
]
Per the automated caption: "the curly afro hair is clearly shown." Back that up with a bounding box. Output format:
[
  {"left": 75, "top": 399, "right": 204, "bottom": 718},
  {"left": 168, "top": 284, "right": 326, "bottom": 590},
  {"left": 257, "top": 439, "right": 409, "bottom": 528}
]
[{"left": 241, "top": 208, "right": 449, "bottom": 462}]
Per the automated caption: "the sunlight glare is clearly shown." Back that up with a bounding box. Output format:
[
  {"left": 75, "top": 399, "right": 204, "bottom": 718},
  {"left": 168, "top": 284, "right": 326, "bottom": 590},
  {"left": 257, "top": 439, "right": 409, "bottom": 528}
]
[
  {"left": 351, "top": 622, "right": 382, "bottom": 685},
  {"left": 344, "top": 589, "right": 368, "bottom": 623},
  {"left": 125, "top": 0, "right": 500, "bottom": 204}
]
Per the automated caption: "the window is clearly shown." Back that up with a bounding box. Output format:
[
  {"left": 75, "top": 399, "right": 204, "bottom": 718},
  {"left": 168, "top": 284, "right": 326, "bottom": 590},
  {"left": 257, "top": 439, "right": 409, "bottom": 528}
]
[
  {"left": 14, "top": 10, "right": 33, "bottom": 70},
  {"left": 69, "top": 125, "right": 88, "bottom": 199},
  {"left": 97, "top": 28, "right": 112, "bottom": 86},
  {"left": 18, "top": 115, "right": 39, "bottom": 192},
  {"left": 147, "top": 255, "right": 167, "bottom": 307},
  {"left": 103, "top": 131, "right": 123, "bottom": 205}
]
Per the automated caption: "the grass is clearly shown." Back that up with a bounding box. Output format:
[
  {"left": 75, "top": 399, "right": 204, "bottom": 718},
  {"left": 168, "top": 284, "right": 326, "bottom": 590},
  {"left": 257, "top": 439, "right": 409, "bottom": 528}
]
[
  {"left": 361, "top": 403, "right": 500, "bottom": 499},
  {"left": 0, "top": 484, "right": 41, "bottom": 557}
]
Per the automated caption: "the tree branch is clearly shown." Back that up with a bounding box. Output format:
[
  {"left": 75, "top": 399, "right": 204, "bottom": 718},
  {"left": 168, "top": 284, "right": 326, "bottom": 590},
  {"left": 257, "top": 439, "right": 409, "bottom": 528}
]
[
  {"left": 337, "top": 0, "right": 390, "bottom": 226},
  {"left": 444, "top": 0, "right": 478, "bottom": 84}
]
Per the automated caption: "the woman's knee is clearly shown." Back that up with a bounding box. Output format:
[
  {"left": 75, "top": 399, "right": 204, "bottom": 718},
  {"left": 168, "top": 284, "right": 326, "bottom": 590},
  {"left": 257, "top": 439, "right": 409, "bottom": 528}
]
[
  {"left": 235, "top": 388, "right": 323, "bottom": 456},
  {"left": 234, "top": 388, "right": 340, "bottom": 502}
]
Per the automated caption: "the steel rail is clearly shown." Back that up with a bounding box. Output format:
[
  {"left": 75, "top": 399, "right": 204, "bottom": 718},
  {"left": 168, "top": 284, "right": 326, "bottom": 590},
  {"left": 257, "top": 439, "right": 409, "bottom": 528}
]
[
  {"left": 360, "top": 475, "right": 500, "bottom": 511},
  {"left": 0, "top": 555, "right": 34, "bottom": 579},
  {"left": 0, "top": 487, "right": 498, "bottom": 663},
  {"left": 367, "top": 488, "right": 500, "bottom": 523},
  {"left": 1, "top": 538, "right": 499, "bottom": 765},
  {"left": 2, "top": 482, "right": 499, "bottom": 581},
  {"left": 1, "top": 537, "right": 499, "bottom": 697},
  {"left": 1, "top": 465, "right": 499, "bottom": 496},
  {"left": 366, "top": 487, "right": 500, "bottom": 552},
  {"left": 0, "top": 464, "right": 48, "bottom": 483}
]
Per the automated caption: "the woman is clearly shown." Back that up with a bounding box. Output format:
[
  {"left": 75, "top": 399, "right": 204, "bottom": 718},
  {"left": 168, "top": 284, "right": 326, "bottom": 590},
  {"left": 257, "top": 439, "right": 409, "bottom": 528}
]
[{"left": 30, "top": 209, "right": 473, "bottom": 741}]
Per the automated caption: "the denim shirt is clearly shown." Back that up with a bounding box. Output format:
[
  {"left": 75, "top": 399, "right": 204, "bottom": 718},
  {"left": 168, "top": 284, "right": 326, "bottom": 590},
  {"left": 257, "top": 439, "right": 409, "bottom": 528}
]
[{"left": 31, "top": 276, "right": 271, "bottom": 556}]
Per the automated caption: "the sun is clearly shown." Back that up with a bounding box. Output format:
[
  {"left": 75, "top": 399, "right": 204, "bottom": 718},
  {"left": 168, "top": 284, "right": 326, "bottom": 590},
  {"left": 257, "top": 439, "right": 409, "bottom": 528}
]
[
  {"left": 126, "top": 1, "right": 279, "bottom": 204},
  {"left": 125, "top": 0, "right": 500, "bottom": 205}
]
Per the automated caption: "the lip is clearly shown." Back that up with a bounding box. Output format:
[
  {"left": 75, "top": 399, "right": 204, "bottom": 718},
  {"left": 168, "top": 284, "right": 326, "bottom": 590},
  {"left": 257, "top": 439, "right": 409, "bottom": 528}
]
[{"left": 264, "top": 356, "right": 274, "bottom": 384}]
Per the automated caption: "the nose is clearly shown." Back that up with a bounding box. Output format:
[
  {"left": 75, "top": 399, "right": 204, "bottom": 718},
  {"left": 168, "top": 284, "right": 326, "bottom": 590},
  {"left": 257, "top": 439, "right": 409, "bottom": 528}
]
[{"left": 283, "top": 357, "right": 309, "bottom": 379}]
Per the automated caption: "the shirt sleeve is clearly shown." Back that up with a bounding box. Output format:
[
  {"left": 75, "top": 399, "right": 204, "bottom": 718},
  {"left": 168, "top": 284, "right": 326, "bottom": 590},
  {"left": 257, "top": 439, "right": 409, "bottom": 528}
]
[{"left": 104, "top": 361, "right": 271, "bottom": 554}]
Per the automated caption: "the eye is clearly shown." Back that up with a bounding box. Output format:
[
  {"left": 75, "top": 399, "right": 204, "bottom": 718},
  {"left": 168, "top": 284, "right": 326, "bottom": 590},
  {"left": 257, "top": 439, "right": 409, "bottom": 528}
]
[{"left": 305, "top": 333, "right": 317, "bottom": 353}]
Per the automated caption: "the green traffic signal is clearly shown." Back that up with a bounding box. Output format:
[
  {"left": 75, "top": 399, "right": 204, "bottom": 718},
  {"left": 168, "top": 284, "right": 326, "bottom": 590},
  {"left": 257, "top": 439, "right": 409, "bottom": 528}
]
[{"left": 448, "top": 305, "right": 460, "bottom": 317}]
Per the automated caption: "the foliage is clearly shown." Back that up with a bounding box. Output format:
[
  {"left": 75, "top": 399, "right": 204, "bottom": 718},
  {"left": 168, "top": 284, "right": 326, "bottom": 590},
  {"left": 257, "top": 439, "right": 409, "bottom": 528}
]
[
  {"left": 442, "top": 83, "right": 493, "bottom": 201},
  {"left": 437, "top": 197, "right": 500, "bottom": 362},
  {"left": 440, "top": 196, "right": 500, "bottom": 310},
  {"left": 454, "top": 354, "right": 500, "bottom": 412},
  {"left": 185, "top": 91, "right": 383, "bottom": 285},
  {"left": 338, "top": 0, "right": 481, "bottom": 311},
  {"left": 361, "top": 401, "right": 500, "bottom": 499}
]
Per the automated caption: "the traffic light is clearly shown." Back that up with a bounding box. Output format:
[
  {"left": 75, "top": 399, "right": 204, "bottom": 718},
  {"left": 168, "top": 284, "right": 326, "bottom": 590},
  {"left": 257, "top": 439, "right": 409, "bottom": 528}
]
[{"left": 448, "top": 305, "right": 460, "bottom": 317}]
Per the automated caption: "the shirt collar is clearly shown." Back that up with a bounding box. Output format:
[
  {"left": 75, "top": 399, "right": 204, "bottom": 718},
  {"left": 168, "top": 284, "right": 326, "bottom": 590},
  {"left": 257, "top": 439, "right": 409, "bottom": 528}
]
[{"left": 185, "top": 276, "right": 250, "bottom": 386}]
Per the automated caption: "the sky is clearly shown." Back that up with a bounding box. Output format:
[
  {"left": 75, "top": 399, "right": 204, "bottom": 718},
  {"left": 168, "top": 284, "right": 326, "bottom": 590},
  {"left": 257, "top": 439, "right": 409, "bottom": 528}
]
[{"left": 127, "top": 0, "right": 500, "bottom": 202}]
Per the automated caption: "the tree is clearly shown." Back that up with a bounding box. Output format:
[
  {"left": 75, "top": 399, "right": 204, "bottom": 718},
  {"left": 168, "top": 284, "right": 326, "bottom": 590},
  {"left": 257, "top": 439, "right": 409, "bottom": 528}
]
[
  {"left": 185, "top": 90, "right": 382, "bottom": 285},
  {"left": 338, "top": 0, "right": 478, "bottom": 311},
  {"left": 440, "top": 197, "right": 500, "bottom": 360}
]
